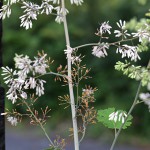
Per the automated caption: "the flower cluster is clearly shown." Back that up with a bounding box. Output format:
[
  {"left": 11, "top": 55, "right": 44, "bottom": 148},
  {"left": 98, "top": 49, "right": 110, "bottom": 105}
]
[
  {"left": 2, "top": 53, "right": 49, "bottom": 104},
  {"left": 92, "top": 43, "right": 109, "bottom": 58},
  {"left": 0, "top": 0, "right": 83, "bottom": 29},
  {"left": 20, "top": 2, "right": 40, "bottom": 29},
  {"left": 7, "top": 116, "right": 18, "bottom": 126},
  {"left": 132, "top": 22, "right": 150, "bottom": 42},
  {"left": 139, "top": 93, "right": 150, "bottom": 111},
  {"left": 55, "top": 6, "right": 68, "bottom": 24},
  {"left": 139, "top": 82, "right": 150, "bottom": 111},
  {"left": 109, "top": 111, "right": 127, "bottom": 124},
  {"left": 64, "top": 45, "right": 74, "bottom": 59},
  {"left": 71, "top": 55, "right": 82, "bottom": 64},
  {"left": 97, "top": 21, "right": 112, "bottom": 35},
  {"left": 92, "top": 20, "right": 150, "bottom": 62},
  {"left": 116, "top": 45, "right": 140, "bottom": 61}
]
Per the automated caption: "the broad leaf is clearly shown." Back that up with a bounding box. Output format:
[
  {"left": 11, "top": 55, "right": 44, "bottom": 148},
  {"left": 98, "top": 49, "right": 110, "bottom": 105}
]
[{"left": 97, "top": 108, "right": 132, "bottom": 129}]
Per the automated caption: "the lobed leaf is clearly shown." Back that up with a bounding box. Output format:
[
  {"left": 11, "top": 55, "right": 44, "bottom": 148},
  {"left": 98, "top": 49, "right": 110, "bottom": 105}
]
[{"left": 97, "top": 108, "right": 132, "bottom": 129}]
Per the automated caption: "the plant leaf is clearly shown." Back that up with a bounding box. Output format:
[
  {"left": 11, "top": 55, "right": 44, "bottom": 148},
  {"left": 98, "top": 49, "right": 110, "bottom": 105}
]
[{"left": 97, "top": 108, "right": 132, "bottom": 129}]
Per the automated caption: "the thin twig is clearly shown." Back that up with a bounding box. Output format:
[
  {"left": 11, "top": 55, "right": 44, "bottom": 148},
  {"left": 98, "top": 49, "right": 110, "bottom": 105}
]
[
  {"left": 79, "top": 124, "right": 86, "bottom": 143},
  {"left": 23, "top": 100, "right": 54, "bottom": 147},
  {"left": 73, "top": 37, "right": 137, "bottom": 50},
  {"left": 35, "top": 71, "right": 68, "bottom": 79},
  {"left": 110, "top": 82, "right": 142, "bottom": 150}
]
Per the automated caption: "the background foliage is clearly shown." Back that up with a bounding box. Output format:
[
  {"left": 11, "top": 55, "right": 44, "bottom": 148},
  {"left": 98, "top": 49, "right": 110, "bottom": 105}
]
[{"left": 1, "top": 0, "right": 150, "bottom": 141}]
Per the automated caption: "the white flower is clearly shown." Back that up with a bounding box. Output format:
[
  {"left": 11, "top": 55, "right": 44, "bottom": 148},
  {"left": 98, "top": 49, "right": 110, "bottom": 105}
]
[
  {"left": 139, "top": 92, "right": 150, "bottom": 111},
  {"left": 55, "top": 6, "right": 69, "bottom": 24},
  {"left": 7, "top": 116, "right": 18, "bottom": 126},
  {"left": 71, "top": 55, "right": 82, "bottom": 64},
  {"left": 14, "top": 54, "right": 32, "bottom": 78},
  {"left": 6, "top": 77, "right": 25, "bottom": 103},
  {"left": 132, "top": 24, "right": 150, "bottom": 42},
  {"left": 40, "top": 0, "right": 53, "bottom": 15},
  {"left": 2, "top": 67, "right": 26, "bottom": 103},
  {"left": 70, "top": 0, "right": 84, "bottom": 5},
  {"left": 114, "top": 20, "right": 130, "bottom": 38},
  {"left": 1, "top": 66, "right": 13, "bottom": 76},
  {"left": 52, "top": 0, "right": 60, "bottom": 4},
  {"left": 64, "top": 45, "right": 74, "bottom": 58},
  {"left": 92, "top": 43, "right": 109, "bottom": 58},
  {"left": 116, "top": 20, "right": 126, "bottom": 29},
  {"left": 109, "top": 111, "right": 127, "bottom": 123},
  {"left": 139, "top": 93, "right": 150, "bottom": 101},
  {"left": 8, "top": 0, "right": 19, "bottom": 4},
  {"left": 33, "top": 54, "right": 48, "bottom": 75},
  {"left": 20, "top": 2, "right": 40, "bottom": 29},
  {"left": 109, "top": 111, "right": 118, "bottom": 123},
  {"left": 114, "top": 29, "right": 130, "bottom": 38},
  {"left": 0, "top": 2, "right": 11, "bottom": 19},
  {"left": 14, "top": 54, "right": 31, "bottom": 69},
  {"left": 99, "top": 21, "right": 112, "bottom": 35},
  {"left": 29, "top": 77, "right": 36, "bottom": 89},
  {"left": 116, "top": 45, "right": 140, "bottom": 61},
  {"left": 118, "top": 112, "right": 127, "bottom": 123},
  {"left": 1, "top": 66, "right": 13, "bottom": 84},
  {"left": 24, "top": 77, "right": 36, "bottom": 89},
  {"left": 6, "top": 91, "right": 18, "bottom": 104},
  {"left": 20, "top": 91, "right": 27, "bottom": 99},
  {"left": 36, "top": 79, "right": 46, "bottom": 96},
  {"left": 20, "top": 15, "right": 33, "bottom": 30}
]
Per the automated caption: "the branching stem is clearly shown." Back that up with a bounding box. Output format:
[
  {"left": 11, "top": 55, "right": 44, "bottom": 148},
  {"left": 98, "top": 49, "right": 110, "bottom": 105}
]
[{"left": 23, "top": 100, "right": 54, "bottom": 147}]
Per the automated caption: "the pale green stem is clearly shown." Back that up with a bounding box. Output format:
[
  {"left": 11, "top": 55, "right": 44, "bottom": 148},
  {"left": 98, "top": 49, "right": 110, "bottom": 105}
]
[
  {"left": 110, "top": 82, "right": 142, "bottom": 150},
  {"left": 73, "top": 37, "right": 137, "bottom": 50},
  {"left": 61, "top": 0, "right": 79, "bottom": 150},
  {"left": 76, "top": 63, "right": 80, "bottom": 111},
  {"left": 23, "top": 100, "right": 54, "bottom": 147},
  {"left": 35, "top": 71, "right": 68, "bottom": 79},
  {"left": 74, "top": 43, "right": 99, "bottom": 49}
]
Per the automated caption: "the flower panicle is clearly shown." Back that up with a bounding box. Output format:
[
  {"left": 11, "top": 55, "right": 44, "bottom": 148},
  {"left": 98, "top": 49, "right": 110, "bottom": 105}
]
[{"left": 1, "top": 53, "right": 51, "bottom": 104}]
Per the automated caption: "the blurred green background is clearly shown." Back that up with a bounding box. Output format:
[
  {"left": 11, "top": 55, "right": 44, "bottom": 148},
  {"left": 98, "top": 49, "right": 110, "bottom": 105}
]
[{"left": 1, "top": 0, "right": 150, "bottom": 146}]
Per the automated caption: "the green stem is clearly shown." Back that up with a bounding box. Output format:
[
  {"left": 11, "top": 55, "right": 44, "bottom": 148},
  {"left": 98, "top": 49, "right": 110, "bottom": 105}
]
[
  {"left": 35, "top": 71, "right": 68, "bottom": 79},
  {"left": 73, "top": 43, "right": 99, "bottom": 49},
  {"left": 73, "top": 37, "right": 137, "bottom": 50}
]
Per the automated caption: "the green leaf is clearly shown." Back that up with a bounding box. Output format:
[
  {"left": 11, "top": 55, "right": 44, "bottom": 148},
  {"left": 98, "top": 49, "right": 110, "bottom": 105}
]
[{"left": 97, "top": 108, "right": 132, "bottom": 129}]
